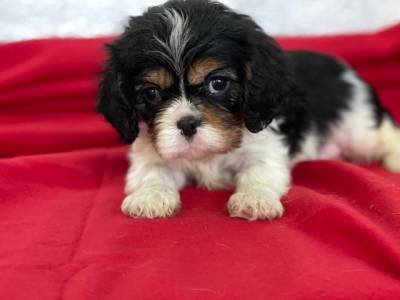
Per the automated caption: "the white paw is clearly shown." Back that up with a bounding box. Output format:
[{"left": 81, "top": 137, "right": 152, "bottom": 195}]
[
  {"left": 384, "top": 150, "right": 400, "bottom": 172},
  {"left": 121, "top": 186, "right": 181, "bottom": 219},
  {"left": 227, "top": 189, "right": 284, "bottom": 221}
]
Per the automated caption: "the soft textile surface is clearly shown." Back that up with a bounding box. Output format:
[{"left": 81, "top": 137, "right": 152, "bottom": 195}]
[{"left": 1, "top": 25, "right": 400, "bottom": 300}]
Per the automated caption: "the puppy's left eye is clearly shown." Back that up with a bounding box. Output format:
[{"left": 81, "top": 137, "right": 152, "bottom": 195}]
[
  {"left": 143, "top": 86, "right": 162, "bottom": 104},
  {"left": 207, "top": 77, "right": 230, "bottom": 95}
]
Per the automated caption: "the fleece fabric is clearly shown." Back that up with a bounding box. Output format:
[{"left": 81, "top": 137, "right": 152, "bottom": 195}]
[{"left": 1, "top": 25, "right": 400, "bottom": 299}]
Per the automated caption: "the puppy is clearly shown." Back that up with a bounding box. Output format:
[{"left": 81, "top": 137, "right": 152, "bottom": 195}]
[{"left": 98, "top": 0, "right": 400, "bottom": 220}]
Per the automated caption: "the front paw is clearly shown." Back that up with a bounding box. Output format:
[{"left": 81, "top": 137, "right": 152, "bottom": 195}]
[
  {"left": 121, "top": 186, "right": 181, "bottom": 219},
  {"left": 227, "top": 189, "right": 284, "bottom": 221}
]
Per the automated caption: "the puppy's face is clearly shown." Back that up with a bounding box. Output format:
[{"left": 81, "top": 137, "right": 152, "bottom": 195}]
[
  {"left": 134, "top": 54, "right": 244, "bottom": 160},
  {"left": 98, "top": 0, "right": 290, "bottom": 160}
]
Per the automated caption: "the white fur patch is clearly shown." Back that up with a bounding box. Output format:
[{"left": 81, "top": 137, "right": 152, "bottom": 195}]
[
  {"left": 124, "top": 123, "right": 184, "bottom": 219},
  {"left": 380, "top": 117, "right": 400, "bottom": 172},
  {"left": 224, "top": 129, "right": 289, "bottom": 220},
  {"left": 155, "top": 9, "right": 190, "bottom": 74},
  {"left": 291, "top": 130, "right": 321, "bottom": 166},
  {"left": 330, "top": 70, "right": 383, "bottom": 162},
  {"left": 125, "top": 123, "right": 187, "bottom": 194}
]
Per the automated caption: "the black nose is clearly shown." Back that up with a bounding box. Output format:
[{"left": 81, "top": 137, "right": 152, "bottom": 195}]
[{"left": 177, "top": 116, "right": 201, "bottom": 139}]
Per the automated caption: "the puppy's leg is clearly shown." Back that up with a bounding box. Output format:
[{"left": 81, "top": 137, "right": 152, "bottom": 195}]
[
  {"left": 227, "top": 132, "right": 291, "bottom": 221},
  {"left": 122, "top": 141, "right": 182, "bottom": 219},
  {"left": 331, "top": 71, "right": 400, "bottom": 172},
  {"left": 123, "top": 175, "right": 181, "bottom": 219},
  {"left": 380, "top": 117, "right": 400, "bottom": 172},
  {"left": 343, "top": 114, "right": 400, "bottom": 172}
]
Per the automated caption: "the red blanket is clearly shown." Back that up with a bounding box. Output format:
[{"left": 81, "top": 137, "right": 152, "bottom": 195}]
[{"left": 1, "top": 25, "right": 400, "bottom": 300}]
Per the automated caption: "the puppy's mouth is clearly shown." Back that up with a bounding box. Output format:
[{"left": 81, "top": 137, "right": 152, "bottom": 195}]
[
  {"left": 156, "top": 126, "right": 228, "bottom": 160},
  {"left": 167, "top": 145, "right": 219, "bottom": 160}
]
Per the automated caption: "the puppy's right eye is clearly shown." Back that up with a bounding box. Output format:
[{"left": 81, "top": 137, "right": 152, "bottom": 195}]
[
  {"left": 207, "top": 77, "right": 230, "bottom": 95},
  {"left": 143, "top": 86, "right": 162, "bottom": 104}
]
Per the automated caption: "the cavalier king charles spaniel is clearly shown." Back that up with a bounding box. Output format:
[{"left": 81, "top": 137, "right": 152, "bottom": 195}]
[{"left": 98, "top": 0, "right": 400, "bottom": 220}]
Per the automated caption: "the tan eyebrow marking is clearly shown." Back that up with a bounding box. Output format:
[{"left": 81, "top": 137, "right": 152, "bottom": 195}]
[
  {"left": 143, "top": 67, "right": 174, "bottom": 89},
  {"left": 187, "top": 58, "right": 224, "bottom": 85}
]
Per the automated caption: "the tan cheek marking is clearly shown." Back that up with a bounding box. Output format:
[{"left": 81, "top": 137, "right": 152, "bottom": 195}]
[
  {"left": 144, "top": 68, "right": 173, "bottom": 89},
  {"left": 188, "top": 58, "right": 224, "bottom": 85},
  {"left": 200, "top": 103, "right": 244, "bottom": 149}
]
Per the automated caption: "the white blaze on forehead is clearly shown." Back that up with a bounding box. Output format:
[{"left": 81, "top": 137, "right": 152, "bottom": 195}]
[
  {"left": 155, "top": 8, "right": 190, "bottom": 74},
  {"left": 155, "top": 97, "right": 196, "bottom": 157},
  {"left": 157, "top": 97, "right": 198, "bottom": 128},
  {"left": 180, "top": 78, "right": 186, "bottom": 98}
]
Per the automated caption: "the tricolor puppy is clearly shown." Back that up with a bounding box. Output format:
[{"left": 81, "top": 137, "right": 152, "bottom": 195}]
[{"left": 98, "top": 0, "right": 400, "bottom": 220}]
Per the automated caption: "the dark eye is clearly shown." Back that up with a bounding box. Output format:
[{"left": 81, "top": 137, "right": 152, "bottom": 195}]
[
  {"left": 143, "top": 86, "right": 161, "bottom": 103},
  {"left": 207, "top": 77, "right": 230, "bottom": 94}
]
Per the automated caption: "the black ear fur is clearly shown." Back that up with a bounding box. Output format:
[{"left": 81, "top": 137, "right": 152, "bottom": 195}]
[
  {"left": 97, "top": 57, "right": 139, "bottom": 144},
  {"left": 243, "top": 32, "right": 291, "bottom": 133}
]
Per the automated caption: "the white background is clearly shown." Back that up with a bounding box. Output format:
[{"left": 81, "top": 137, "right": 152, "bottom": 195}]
[{"left": 1, "top": 0, "right": 399, "bottom": 41}]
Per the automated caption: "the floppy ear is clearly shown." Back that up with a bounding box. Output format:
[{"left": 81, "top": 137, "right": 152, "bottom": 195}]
[
  {"left": 97, "top": 58, "right": 139, "bottom": 144},
  {"left": 243, "top": 33, "right": 291, "bottom": 133}
]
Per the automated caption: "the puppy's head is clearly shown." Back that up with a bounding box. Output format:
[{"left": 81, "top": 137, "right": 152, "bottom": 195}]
[{"left": 98, "top": 0, "right": 290, "bottom": 160}]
